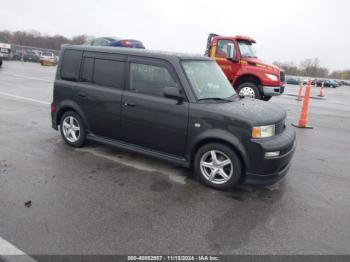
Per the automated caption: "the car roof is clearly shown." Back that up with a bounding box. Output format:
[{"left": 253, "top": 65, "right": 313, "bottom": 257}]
[{"left": 62, "top": 45, "right": 211, "bottom": 62}]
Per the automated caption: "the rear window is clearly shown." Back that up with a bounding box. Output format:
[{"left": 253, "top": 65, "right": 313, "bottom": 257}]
[
  {"left": 61, "top": 50, "right": 83, "bottom": 81},
  {"left": 80, "top": 57, "right": 124, "bottom": 89}
]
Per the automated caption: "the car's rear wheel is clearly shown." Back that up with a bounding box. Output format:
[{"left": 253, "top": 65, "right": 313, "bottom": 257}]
[
  {"left": 60, "top": 111, "right": 86, "bottom": 147},
  {"left": 236, "top": 83, "right": 261, "bottom": 99},
  {"left": 194, "top": 143, "right": 242, "bottom": 190}
]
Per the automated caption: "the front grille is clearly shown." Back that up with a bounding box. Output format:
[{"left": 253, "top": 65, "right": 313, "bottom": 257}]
[
  {"left": 275, "top": 119, "right": 285, "bottom": 135},
  {"left": 280, "top": 71, "right": 286, "bottom": 82}
]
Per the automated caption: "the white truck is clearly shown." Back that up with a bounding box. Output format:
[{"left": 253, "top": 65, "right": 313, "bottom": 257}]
[{"left": 0, "top": 43, "right": 11, "bottom": 67}]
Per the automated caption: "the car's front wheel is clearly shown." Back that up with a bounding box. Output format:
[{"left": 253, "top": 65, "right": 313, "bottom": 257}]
[
  {"left": 194, "top": 143, "right": 242, "bottom": 190},
  {"left": 236, "top": 83, "right": 261, "bottom": 99},
  {"left": 60, "top": 111, "right": 86, "bottom": 147}
]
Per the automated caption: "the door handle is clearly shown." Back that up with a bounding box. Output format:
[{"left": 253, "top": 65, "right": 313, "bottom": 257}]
[
  {"left": 124, "top": 101, "right": 136, "bottom": 107},
  {"left": 78, "top": 92, "right": 87, "bottom": 98}
]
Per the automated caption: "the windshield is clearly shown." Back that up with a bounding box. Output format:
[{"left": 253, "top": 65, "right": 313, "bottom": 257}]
[
  {"left": 182, "top": 61, "right": 236, "bottom": 100},
  {"left": 238, "top": 41, "right": 257, "bottom": 58}
]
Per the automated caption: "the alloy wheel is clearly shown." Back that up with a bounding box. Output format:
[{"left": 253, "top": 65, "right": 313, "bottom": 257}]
[
  {"left": 200, "top": 150, "right": 233, "bottom": 185},
  {"left": 62, "top": 116, "right": 80, "bottom": 143}
]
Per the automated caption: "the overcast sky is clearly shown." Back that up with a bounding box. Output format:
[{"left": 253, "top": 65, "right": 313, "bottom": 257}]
[{"left": 2, "top": 0, "right": 349, "bottom": 70}]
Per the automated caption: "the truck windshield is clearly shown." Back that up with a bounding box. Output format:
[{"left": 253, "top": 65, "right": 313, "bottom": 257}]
[
  {"left": 238, "top": 41, "right": 257, "bottom": 58},
  {"left": 182, "top": 60, "right": 236, "bottom": 101}
]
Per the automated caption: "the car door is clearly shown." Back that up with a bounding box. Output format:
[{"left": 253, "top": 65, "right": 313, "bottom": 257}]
[
  {"left": 121, "top": 59, "right": 189, "bottom": 156},
  {"left": 75, "top": 52, "right": 126, "bottom": 140},
  {"left": 215, "top": 39, "right": 240, "bottom": 81}
]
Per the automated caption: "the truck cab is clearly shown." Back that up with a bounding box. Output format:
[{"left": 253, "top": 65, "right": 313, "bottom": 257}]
[{"left": 205, "top": 34, "right": 285, "bottom": 101}]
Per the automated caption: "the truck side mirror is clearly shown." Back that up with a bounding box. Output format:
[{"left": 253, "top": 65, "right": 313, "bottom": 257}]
[
  {"left": 164, "top": 86, "right": 184, "bottom": 101},
  {"left": 226, "top": 43, "right": 238, "bottom": 63}
]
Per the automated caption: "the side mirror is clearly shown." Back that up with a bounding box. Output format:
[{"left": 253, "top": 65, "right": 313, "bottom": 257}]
[
  {"left": 226, "top": 43, "right": 238, "bottom": 63},
  {"left": 164, "top": 86, "right": 183, "bottom": 101}
]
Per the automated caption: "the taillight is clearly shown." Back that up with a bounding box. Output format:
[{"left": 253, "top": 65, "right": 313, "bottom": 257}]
[
  {"left": 51, "top": 103, "right": 56, "bottom": 113},
  {"left": 121, "top": 40, "right": 130, "bottom": 46}
]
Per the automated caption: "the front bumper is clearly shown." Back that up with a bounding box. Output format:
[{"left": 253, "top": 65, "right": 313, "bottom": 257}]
[
  {"left": 262, "top": 85, "right": 285, "bottom": 96},
  {"left": 245, "top": 124, "right": 296, "bottom": 186}
]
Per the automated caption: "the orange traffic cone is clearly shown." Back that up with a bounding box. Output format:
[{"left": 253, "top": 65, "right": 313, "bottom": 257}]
[
  {"left": 318, "top": 81, "right": 325, "bottom": 97},
  {"left": 296, "top": 81, "right": 304, "bottom": 101},
  {"left": 292, "top": 80, "right": 313, "bottom": 129}
]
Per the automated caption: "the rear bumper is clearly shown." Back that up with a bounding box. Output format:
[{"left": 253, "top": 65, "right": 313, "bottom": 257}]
[
  {"left": 262, "top": 85, "right": 285, "bottom": 96},
  {"left": 51, "top": 109, "right": 58, "bottom": 130}
]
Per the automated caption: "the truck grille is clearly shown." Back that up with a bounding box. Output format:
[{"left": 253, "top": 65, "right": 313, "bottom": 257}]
[
  {"left": 280, "top": 71, "right": 286, "bottom": 82},
  {"left": 275, "top": 119, "right": 285, "bottom": 135}
]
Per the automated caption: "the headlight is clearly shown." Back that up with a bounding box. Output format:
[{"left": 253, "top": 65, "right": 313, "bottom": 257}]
[
  {"left": 265, "top": 74, "right": 278, "bottom": 81},
  {"left": 252, "top": 125, "right": 275, "bottom": 138}
]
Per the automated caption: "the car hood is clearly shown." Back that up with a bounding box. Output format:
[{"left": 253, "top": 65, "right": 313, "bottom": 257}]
[
  {"left": 211, "top": 97, "right": 286, "bottom": 126},
  {"left": 243, "top": 57, "right": 281, "bottom": 72}
]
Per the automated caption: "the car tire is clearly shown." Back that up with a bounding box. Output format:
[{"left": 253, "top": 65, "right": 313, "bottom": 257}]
[
  {"left": 262, "top": 95, "right": 272, "bottom": 101},
  {"left": 194, "top": 143, "right": 242, "bottom": 190},
  {"left": 236, "top": 83, "right": 261, "bottom": 99},
  {"left": 60, "top": 111, "right": 86, "bottom": 147}
]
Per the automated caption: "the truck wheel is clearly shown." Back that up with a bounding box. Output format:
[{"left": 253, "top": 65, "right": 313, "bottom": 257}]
[
  {"left": 0, "top": 60, "right": 2, "bottom": 68},
  {"left": 262, "top": 96, "right": 272, "bottom": 101},
  {"left": 60, "top": 111, "right": 86, "bottom": 147},
  {"left": 194, "top": 143, "right": 242, "bottom": 190},
  {"left": 236, "top": 83, "right": 261, "bottom": 99}
]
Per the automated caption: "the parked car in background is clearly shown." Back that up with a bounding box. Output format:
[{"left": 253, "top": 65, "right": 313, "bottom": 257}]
[
  {"left": 286, "top": 77, "right": 300, "bottom": 85},
  {"left": 39, "top": 51, "right": 57, "bottom": 65},
  {"left": 12, "top": 50, "right": 24, "bottom": 61},
  {"left": 23, "top": 51, "right": 40, "bottom": 62},
  {"left": 84, "top": 37, "right": 145, "bottom": 49},
  {"left": 302, "top": 79, "right": 316, "bottom": 85},
  {"left": 335, "top": 80, "right": 345, "bottom": 86},
  {"left": 317, "top": 80, "right": 338, "bottom": 88},
  {"left": 329, "top": 80, "right": 339, "bottom": 87}
]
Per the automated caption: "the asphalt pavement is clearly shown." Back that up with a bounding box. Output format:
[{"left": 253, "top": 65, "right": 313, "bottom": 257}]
[{"left": 0, "top": 61, "right": 349, "bottom": 255}]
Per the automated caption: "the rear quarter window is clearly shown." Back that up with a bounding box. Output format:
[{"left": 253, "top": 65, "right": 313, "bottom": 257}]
[{"left": 60, "top": 50, "right": 83, "bottom": 81}]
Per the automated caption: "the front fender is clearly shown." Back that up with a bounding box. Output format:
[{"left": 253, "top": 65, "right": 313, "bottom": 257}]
[{"left": 187, "top": 128, "right": 249, "bottom": 169}]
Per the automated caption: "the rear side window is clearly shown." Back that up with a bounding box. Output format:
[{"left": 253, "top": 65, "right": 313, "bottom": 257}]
[
  {"left": 93, "top": 59, "right": 124, "bottom": 88},
  {"left": 61, "top": 50, "right": 83, "bottom": 81},
  {"left": 129, "top": 63, "right": 177, "bottom": 97}
]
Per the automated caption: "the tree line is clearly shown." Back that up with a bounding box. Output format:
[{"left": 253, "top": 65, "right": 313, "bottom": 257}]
[
  {"left": 0, "top": 30, "right": 88, "bottom": 51},
  {"left": 273, "top": 58, "right": 350, "bottom": 80}
]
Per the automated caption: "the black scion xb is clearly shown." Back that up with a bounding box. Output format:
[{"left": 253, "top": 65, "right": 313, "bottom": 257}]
[{"left": 51, "top": 46, "right": 296, "bottom": 189}]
